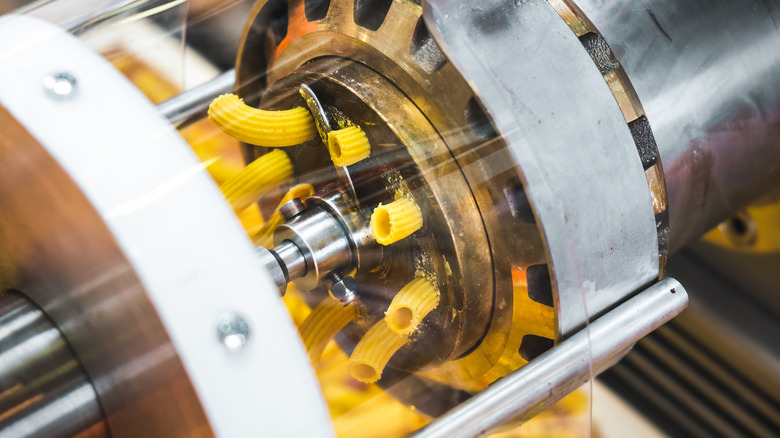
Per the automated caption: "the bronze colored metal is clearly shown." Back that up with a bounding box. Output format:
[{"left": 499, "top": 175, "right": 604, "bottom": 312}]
[
  {"left": 0, "top": 108, "right": 213, "bottom": 438},
  {"left": 237, "top": 0, "right": 553, "bottom": 382},
  {"left": 261, "top": 59, "right": 493, "bottom": 367}
]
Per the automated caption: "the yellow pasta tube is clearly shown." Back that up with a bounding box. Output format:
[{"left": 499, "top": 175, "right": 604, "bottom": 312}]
[
  {"left": 252, "top": 183, "right": 315, "bottom": 247},
  {"left": 348, "top": 319, "right": 410, "bottom": 383},
  {"left": 370, "top": 197, "right": 423, "bottom": 245},
  {"left": 299, "top": 298, "right": 358, "bottom": 363},
  {"left": 208, "top": 94, "right": 317, "bottom": 147},
  {"left": 385, "top": 278, "right": 440, "bottom": 335},
  {"left": 220, "top": 149, "right": 292, "bottom": 213},
  {"left": 327, "top": 125, "right": 371, "bottom": 167}
]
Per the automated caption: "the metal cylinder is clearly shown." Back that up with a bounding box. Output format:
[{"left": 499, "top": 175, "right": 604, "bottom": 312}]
[
  {"left": 412, "top": 277, "right": 689, "bottom": 438},
  {"left": 157, "top": 69, "right": 236, "bottom": 128},
  {"left": 274, "top": 205, "right": 354, "bottom": 290},
  {"left": 273, "top": 240, "right": 308, "bottom": 282},
  {"left": 0, "top": 291, "right": 106, "bottom": 438},
  {"left": 574, "top": 0, "right": 780, "bottom": 251}
]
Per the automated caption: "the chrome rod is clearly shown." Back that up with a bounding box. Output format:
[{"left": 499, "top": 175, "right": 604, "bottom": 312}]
[
  {"left": 412, "top": 278, "right": 688, "bottom": 438},
  {"left": 0, "top": 291, "right": 106, "bottom": 438},
  {"left": 157, "top": 69, "right": 235, "bottom": 128}
]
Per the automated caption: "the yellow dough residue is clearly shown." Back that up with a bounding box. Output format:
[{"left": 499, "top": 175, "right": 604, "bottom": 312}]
[
  {"left": 220, "top": 149, "right": 292, "bottom": 213},
  {"left": 348, "top": 319, "right": 410, "bottom": 383},
  {"left": 327, "top": 126, "right": 371, "bottom": 167},
  {"left": 299, "top": 298, "right": 358, "bottom": 363},
  {"left": 370, "top": 197, "right": 423, "bottom": 245},
  {"left": 385, "top": 278, "right": 439, "bottom": 335},
  {"left": 252, "top": 183, "right": 315, "bottom": 247},
  {"left": 208, "top": 93, "right": 317, "bottom": 147}
]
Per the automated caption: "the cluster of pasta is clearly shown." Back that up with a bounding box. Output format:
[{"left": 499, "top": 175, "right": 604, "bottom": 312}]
[
  {"left": 300, "top": 277, "right": 440, "bottom": 384},
  {"left": 207, "top": 93, "right": 435, "bottom": 382}
]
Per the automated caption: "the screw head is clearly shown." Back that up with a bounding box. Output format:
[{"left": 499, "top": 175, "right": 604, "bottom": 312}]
[
  {"left": 217, "top": 312, "right": 250, "bottom": 351},
  {"left": 42, "top": 72, "right": 77, "bottom": 99},
  {"left": 279, "top": 198, "right": 306, "bottom": 221},
  {"left": 329, "top": 274, "right": 358, "bottom": 305}
]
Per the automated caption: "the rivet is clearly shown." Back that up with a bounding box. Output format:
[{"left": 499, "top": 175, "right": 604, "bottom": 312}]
[{"left": 217, "top": 312, "right": 251, "bottom": 351}]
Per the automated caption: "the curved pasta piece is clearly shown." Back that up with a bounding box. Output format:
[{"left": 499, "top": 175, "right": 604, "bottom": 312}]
[
  {"left": 220, "top": 149, "right": 292, "bottom": 213},
  {"left": 327, "top": 125, "right": 371, "bottom": 167},
  {"left": 370, "top": 197, "right": 423, "bottom": 245},
  {"left": 385, "top": 278, "right": 440, "bottom": 335},
  {"left": 252, "top": 183, "right": 315, "bottom": 247},
  {"left": 208, "top": 93, "right": 317, "bottom": 147},
  {"left": 348, "top": 319, "right": 410, "bottom": 383},
  {"left": 299, "top": 298, "right": 358, "bottom": 363}
]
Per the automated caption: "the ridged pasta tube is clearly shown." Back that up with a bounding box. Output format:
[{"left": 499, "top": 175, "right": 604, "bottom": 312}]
[
  {"left": 385, "top": 278, "right": 440, "bottom": 335},
  {"left": 220, "top": 149, "right": 292, "bottom": 213},
  {"left": 299, "top": 298, "right": 358, "bottom": 363},
  {"left": 370, "top": 197, "right": 423, "bottom": 245},
  {"left": 327, "top": 125, "right": 371, "bottom": 167},
  {"left": 348, "top": 319, "right": 410, "bottom": 383},
  {"left": 208, "top": 94, "right": 317, "bottom": 147},
  {"left": 252, "top": 183, "right": 314, "bottom": 247}
]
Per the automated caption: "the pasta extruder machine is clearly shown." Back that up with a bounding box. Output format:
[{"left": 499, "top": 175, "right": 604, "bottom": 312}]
[{"left": 0, "top": 0, "right": 778, "bottom": 436}]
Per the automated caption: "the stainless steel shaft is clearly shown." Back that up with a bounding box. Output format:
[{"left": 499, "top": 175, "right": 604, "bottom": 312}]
[
  {"left": 412, "top": 278, "right": 688, "bottom": 438},
  {"left": 158, "top": 69, "right": 235, "bottom": 128},
  {"left": 0, "top": 291, "right": 106, "bottom": 438}
]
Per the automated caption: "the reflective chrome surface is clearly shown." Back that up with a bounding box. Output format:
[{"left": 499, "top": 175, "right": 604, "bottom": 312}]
[
  {"left": 157, "top": 69, "right": 236, "bottom": 128},
  {"left": 573, "top": 0, "right": 780, "bottom": 250},
  {"left": 413, "top": 278, "right": 688, "bottom": 438},
  {"left": 0, "top": 291, "right": 106, "bottom": 438}
]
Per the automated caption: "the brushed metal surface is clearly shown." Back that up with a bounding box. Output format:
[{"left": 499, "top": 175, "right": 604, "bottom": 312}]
[
  {"left": 573, "top": 0, "right": 780, "bottom": 250},
  {"left": 424, "top": 0, "right": 660, "bottom": 337}
]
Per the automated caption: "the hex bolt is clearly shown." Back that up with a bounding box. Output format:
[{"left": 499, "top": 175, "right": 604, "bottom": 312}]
[
  {"left": 328, "top": 272, "right": 359, "bottom": 306},
  {"left": 216, "top": 312, "right": 251, "bottom": 351},
  {"left": 42, "top": 72, "right": 77, "bottom": 99},
  {"left": 279, "top": 198, "right": 306, "bottom": 221}
]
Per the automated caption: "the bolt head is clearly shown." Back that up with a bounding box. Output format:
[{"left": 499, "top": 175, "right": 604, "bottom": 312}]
[
  {"left": 329, "top": 275, "right": 358, "bottom": 305},
  {"left": 279, "top": 198, "right": 306, "bottom": 221},
  {"left": 42, "top": 72, "right": 77, "bottom": 99},
  {"left": 217, "top": 312, "right": 250, "bottom": 351}
]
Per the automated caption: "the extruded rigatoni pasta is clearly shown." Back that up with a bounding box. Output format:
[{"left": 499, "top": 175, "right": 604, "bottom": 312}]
[
  {"left": 220, "top": 149, "right": 292, "bottom": 213},
  {"left": 208, "top": 93, "right": 317, "bottom": 147},
  {"left": 348, "top": 319, "right": 410, "bottom": 383},
  {"left": 370, "top": 197, "right": 423, "bottom": 245},
  {"left": 299, "top": 298, "right": 358, "bottom": 363},
  {"left": 385, "top": 278, "right": 440, "bottom": 335},
  {"left": 327, "top": 125, "right": 371, "bottom": 167}
]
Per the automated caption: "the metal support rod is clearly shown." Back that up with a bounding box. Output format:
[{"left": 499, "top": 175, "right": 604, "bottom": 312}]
[
  {"left": 0, "top": 291, "right": 106, "bottom": 438},
  {"left": 157, "top": 69, "right": 235, "bottom": 128},
  {"left": 412, "top": 277, "right": 688, "bottom": 438}
]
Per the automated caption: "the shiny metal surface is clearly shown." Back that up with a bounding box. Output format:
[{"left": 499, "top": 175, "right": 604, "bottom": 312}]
[
  {"left": 0, "top": 291, "right": 106, "bottom": 438},
  {"left": 157, "top": 69, "right": 235, "bottom": 128},
  {"left": 239, "top": 4, "right": 523, "bottom": 372},
  {"left": 412, "top": 278, "right": 688, "bottom": 438},
  {"left": 41, "top": 72, "right": 77, "bottom": 99},
  {"left": 251, "top": 56, "right": 505, "bottom": 369},
  {"left": 278, "top": 198, "right": 306, "bottom": 221},
  {"left": 274, "top": 205, "right": 354, "bottom": 290},
  {"left": 255, "top": 246, "right": 289, "bottom": 293},
  {"left": 272, "top": 240, "right": 308, "bottom": 283},
  {"left": 572, "top": 0, "right": 780, "bottom": 251},
  {"left": 326, "top": 272, "right": 358, "bottom": 306},
  {"left": 424, "top": 0, "right": 660, "bottom": 337}
]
